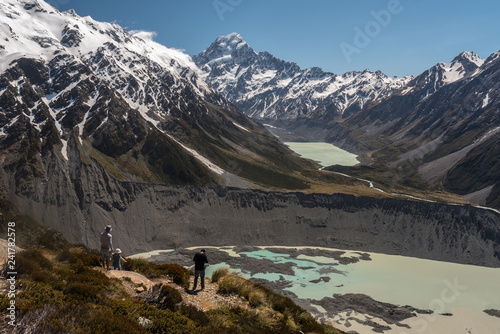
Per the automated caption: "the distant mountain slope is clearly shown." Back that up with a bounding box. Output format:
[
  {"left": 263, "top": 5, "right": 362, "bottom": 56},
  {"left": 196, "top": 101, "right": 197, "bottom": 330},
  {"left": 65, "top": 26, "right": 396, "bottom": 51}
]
[
  {"left": 194, "top": 33, "right": 412, "bottom": 126},
  {"left": 326, "top": 50, "right": 500, "bottom": 208},
  {"left": 0, "top": 0, "right": 313, "bottom": 196}
]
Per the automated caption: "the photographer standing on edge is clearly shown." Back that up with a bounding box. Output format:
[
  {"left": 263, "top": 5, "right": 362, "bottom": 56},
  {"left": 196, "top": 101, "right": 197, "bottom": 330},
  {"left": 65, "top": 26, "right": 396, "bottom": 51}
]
[{"left": 191, "top": 249, "right": 208, "bottom": 293}]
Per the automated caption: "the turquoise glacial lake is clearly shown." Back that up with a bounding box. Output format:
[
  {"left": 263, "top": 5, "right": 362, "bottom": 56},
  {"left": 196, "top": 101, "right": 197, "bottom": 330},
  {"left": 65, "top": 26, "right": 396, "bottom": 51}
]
[
  {"left": 131, "top": 246, "right": 500, "bottom": 314},
  {"left": 284, "top": 142, "right": 358, "bottom": 167},
  {"left": 194, "top": 247, "right": 500, "bottom": 313}
]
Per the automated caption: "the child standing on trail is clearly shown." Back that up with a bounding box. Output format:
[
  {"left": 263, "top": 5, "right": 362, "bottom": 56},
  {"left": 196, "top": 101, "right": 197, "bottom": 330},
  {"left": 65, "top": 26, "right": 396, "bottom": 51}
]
[{"left": 112, "top": 248, "right": 127, "bottom": 270}]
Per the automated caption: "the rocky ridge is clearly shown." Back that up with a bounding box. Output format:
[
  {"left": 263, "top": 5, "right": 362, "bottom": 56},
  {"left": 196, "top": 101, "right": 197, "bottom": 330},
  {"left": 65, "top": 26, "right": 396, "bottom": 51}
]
[
  {"left": 102, "top": 267, "right": 247, "bottom": 313},
  {"left": 5, "top": 154, "right": 499, "bottom": 267}
]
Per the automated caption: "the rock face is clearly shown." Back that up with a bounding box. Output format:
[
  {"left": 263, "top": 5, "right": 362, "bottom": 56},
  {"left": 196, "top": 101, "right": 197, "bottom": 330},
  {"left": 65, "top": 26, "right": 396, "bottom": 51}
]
[{"left": 3, "top": 153, "right": 499, "bottom": 268}]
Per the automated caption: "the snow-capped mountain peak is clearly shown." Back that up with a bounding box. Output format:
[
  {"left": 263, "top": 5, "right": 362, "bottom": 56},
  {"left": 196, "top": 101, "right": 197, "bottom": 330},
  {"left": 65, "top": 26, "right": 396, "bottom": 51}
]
[
  {"left": 194, "top": 32, "right": 256, "bottom": 72},
  {"left": 442, "top": 51, "right": 485, "bottom": 82},
  {"left": 404, "top": 51, "right": 486, "bottom": 99},
  {"left": 215, "top": 32, "right": 247, "bottom": 50},
  {"left": 453, "top": 51, "right": 484, "bottom": 67},
  {"left": 194, "top": 34, "right": 412, "bottom": 121}
]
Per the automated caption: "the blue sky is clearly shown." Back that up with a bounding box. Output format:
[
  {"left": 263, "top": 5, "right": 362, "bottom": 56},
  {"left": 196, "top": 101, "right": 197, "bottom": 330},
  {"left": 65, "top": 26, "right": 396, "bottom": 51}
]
[{"left": 49, "top": 0, "right": 500, "bottom": 77}]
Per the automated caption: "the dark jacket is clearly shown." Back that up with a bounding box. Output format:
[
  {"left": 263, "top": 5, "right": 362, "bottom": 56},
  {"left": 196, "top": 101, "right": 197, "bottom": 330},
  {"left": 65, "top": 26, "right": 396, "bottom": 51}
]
[{"left": 193, "top": 252, "right": 208, "bottom": 271}]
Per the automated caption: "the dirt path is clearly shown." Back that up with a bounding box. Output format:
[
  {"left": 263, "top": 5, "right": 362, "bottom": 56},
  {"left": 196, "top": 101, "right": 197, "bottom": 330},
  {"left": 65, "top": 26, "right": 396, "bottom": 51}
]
[{"left": 99, "top": 268, "right": 246, "bottom": 312}]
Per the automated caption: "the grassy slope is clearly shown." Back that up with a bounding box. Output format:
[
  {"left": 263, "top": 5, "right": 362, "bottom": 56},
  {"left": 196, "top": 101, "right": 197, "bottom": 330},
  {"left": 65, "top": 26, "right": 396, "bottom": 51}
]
[{"left": 0, "top": 204, "right": 344, "bottom": 334}]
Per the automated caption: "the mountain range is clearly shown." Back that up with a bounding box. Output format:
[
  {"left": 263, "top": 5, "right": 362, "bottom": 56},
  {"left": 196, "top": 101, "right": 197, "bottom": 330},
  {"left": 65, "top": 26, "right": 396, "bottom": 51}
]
[
  {"left": 195, "top": 33, "right": 500, "bottom": 209},
  {"left": 324, "top": 50, "right": 500, "bottom": 208},
  {"left": 194, "top": 33, "right": 485, "bottom": 126},
  {"left": 194, "top": 33, "right": 412, "bottom": 124},
  {"left": 0, "top": 0, "right": 316, "bottom": 201}
]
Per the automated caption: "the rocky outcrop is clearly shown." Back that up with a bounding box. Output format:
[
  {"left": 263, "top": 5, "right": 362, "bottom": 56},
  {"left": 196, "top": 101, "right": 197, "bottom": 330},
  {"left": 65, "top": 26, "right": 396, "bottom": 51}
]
[
  {"left": 2, "top": 150, "right": 499, "bottom": 268},
  {"left": 315, "top": 293, "right": 433, "bottom": 329}
]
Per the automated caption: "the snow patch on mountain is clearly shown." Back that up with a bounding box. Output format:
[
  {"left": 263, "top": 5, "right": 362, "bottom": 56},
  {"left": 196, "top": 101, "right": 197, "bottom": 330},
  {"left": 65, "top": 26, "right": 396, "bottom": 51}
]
[
  {"left": 166, "top": 134, "right": 225, "bottom": 175},
  {"left": 0, "top": 0, "right": 209, "bottom": 95},
  {"left": 482, "top": 92, "right": 490, "bottom": 108},
  {"left": 441, "top": 51, "right": 484, "bottom": 84}
]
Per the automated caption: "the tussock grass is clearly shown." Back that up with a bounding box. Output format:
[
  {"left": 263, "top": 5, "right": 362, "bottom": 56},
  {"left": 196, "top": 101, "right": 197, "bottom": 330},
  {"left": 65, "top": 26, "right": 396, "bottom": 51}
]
[
  {"left": 216, "top": 272, "right": 339, "bottom": 333},
  {"left": 56, "top": 246, "right": 101, "bottom": 267},
  {"left": 248, "top": 289, "right": 266, "bottom": 307},
  {"left": 217, "top": 273, "right": 251, "bottom": 296},
  {"left": 123, "top": 258, "right": 192, "bottom": 289},
  {"left": 210, "top": 266, "right": 229, "bottom": 283},
  {"left": 157, "top": 263, "right": 191, "bottom": 289}
]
